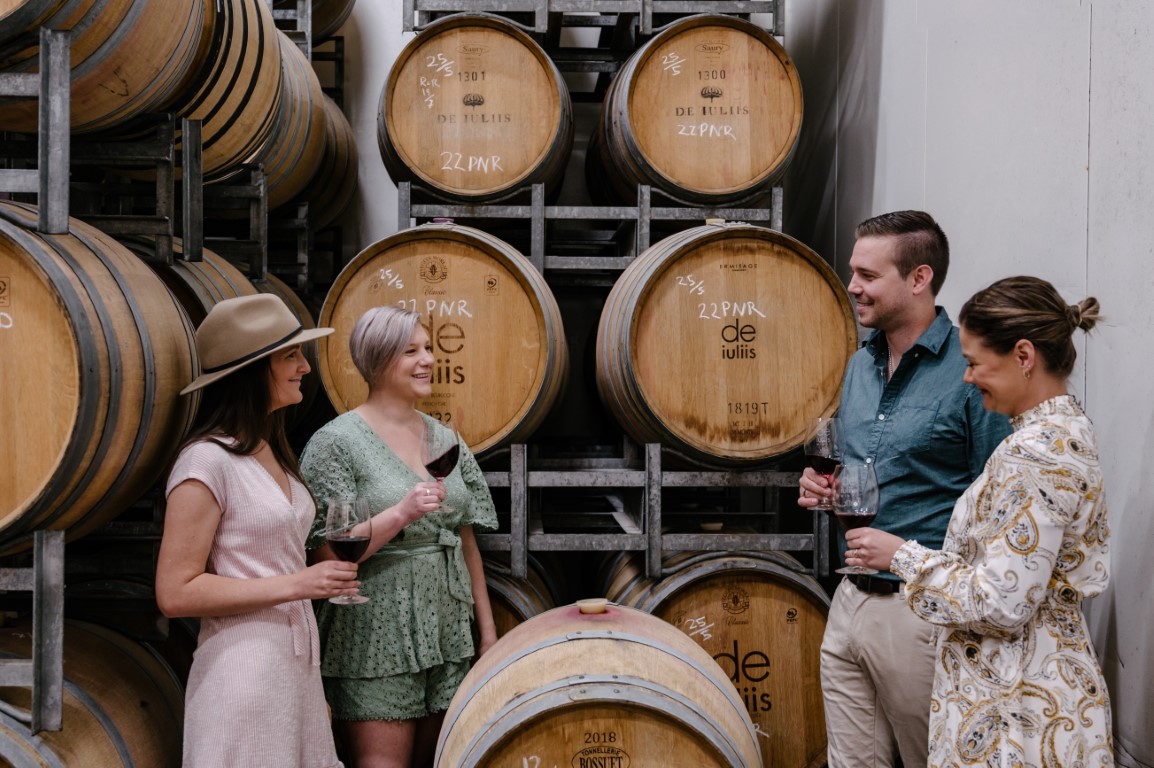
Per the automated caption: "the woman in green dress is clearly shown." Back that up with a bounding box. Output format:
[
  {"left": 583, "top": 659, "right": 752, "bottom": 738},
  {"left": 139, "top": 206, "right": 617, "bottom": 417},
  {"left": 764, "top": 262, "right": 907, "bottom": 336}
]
[{"left": 301, "top": 306, "right": 498, "bottom": 768}]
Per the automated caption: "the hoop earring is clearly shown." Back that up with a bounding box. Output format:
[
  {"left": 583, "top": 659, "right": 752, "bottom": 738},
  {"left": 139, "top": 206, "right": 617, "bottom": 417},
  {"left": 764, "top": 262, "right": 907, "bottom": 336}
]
[{"left": 1023, "top": 368, "right": 1032, "bottom": 380}]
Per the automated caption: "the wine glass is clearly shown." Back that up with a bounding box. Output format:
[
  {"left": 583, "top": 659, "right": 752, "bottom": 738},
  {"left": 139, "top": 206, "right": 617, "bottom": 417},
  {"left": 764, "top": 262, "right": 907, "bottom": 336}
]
[
  {"left": 423, "top": 419, "right": 462, "bottom": 512},
  {"left": 324, "top": 498, "right": 371, "bottom": 604},
  {"left": 830, "top": 463, "right": 879, "bottom": 575},
  {"left": 803, "top": 417, "right": 841, "bottom": 511}
]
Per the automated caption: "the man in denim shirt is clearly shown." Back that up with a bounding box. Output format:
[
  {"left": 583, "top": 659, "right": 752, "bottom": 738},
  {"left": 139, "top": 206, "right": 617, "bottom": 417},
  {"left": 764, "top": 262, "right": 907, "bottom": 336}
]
[{"left": 799, "top": 211, "right": 1010, "bottom": 768}]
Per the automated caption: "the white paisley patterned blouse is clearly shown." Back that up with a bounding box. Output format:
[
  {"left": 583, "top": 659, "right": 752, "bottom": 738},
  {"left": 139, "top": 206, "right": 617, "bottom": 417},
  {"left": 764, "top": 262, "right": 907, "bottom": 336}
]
[{"left": 890, "top": 395, "right": 1112, "bottom": 768}]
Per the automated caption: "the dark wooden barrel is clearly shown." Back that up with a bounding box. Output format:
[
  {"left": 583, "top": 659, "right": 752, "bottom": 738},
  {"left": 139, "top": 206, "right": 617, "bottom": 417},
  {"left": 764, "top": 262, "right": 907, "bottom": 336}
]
[
  {"left": 377, "top": 12, "right": 573, "bottom": 202},
  {"left": 274, "top": 0, "right": 356, "bottom": 44},
  {"left": 0, "top": 0, "right": 211, "bottom": 133},
  {"left": 0, "top": 201, "right": 197, "bottom": 552},
  {"left": 0, "top": 619, "right": 183, "bottom": 767},
  {"left": 596, "top": 222, "right": 856, "bottom": 468},
  {"left": 126, "top": 236, "right": 259, "bottom": 327},
  {"left": 435, "top": 601, "right": 762, "bottom": 767},
  {"left": 482, "top": 552, "right": 566, "bottom": 638},
  {"left": 207, "top": 29, "right": 327, "bottom": 216},
  {"left": 587, "top": 14, "right": 803, "bottom": 206},
  {"left": 318, "top": 222, "right": 568, "bottom": 456},
  {"left": 602, "top": 550, "right": 830, "bottom": 768},
  {"left": 296, "top": 93, "right": 358, "bottom": 231}
]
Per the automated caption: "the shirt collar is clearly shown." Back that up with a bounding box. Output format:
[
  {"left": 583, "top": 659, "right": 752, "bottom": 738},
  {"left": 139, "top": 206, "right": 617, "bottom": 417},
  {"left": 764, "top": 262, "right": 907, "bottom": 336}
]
[{"left": 864, "top": 306, "right": 954, "bottom": 359}]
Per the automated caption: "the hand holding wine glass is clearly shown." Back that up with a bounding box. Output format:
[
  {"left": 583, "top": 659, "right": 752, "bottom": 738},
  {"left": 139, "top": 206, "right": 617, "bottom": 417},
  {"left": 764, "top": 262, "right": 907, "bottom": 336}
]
[
  {"left": 324, "top": 498, "right": 371, "bottom": 604},
  {"left": 803, "top": 417, "right": 841, "bottom": 511},
  {"left": 831, "top": 463, "right": 879, "bottom": 576}
]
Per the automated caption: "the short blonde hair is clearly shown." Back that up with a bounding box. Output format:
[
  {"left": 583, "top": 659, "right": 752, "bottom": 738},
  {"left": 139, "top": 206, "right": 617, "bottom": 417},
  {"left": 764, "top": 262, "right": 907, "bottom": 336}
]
[{"left": 348, "top": 306, "right": 422, "bottom": 386}]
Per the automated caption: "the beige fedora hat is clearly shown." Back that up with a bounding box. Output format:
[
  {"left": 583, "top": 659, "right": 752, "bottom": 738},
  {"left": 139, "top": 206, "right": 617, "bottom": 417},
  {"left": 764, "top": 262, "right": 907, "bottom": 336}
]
[{"left": 181, "top": 293, "right": 334, "bottom": 395}]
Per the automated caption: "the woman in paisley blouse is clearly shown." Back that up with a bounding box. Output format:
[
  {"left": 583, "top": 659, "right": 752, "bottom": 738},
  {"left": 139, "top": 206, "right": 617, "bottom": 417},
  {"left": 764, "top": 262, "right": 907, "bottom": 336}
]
[
  {"left": 300, "top": 305, "right": 497, "bottom": 768},
  {"left": 845, "top": 276, "right": 1112, "bottom": 768}
]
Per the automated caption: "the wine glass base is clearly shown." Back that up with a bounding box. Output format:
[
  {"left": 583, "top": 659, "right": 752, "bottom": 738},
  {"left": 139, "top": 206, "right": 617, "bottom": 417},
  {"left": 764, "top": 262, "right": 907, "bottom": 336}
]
[
  {"left": 329, "top": 594, "right": 370, "bottom": 605},
  {"left": 835, "top": 565, "right": 879, "bottom": 575}
]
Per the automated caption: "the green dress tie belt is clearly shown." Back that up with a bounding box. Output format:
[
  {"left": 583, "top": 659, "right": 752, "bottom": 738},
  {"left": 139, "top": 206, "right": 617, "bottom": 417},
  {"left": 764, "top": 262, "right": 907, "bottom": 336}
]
[{"left": 371, "top": 528, "right": 473, "bottom": 605}]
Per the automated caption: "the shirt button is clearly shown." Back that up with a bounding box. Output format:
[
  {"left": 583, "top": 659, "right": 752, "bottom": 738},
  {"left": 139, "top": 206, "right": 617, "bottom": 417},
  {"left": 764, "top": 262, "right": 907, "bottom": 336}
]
[
  {"left": 877, "top": 414, "right": 885, "bottom": 420},
  {"left": 865, "top": 457, "right": 873, "bottom": 464}
]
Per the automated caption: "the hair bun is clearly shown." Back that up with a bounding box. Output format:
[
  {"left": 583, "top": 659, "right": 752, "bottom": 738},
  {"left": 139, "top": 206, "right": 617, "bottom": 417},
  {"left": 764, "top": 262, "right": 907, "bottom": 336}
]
[{"left": 1066, "top": 303, "right": 1083, "bottom": 329}]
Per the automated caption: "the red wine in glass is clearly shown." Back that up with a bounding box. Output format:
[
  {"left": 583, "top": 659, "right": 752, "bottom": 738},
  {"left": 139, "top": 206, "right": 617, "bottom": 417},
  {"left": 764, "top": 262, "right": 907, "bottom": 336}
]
[
  {"left": 328, "top": 535, "right": 371, "bottom": 563},
  {"left": 834, "top": 510, "right": 876, "bottom": 530},
  {"left": 424, "top": 442, "right": 460, "bottom": 480},
  {"left": 803, "top": 418, "right": 841, "bottom": 511},
  {"left": 831, "top": 464, "right": 880, "bottom": 575},
  {"left": 324, "top": 498, "right": 371, "bottom": 604}
]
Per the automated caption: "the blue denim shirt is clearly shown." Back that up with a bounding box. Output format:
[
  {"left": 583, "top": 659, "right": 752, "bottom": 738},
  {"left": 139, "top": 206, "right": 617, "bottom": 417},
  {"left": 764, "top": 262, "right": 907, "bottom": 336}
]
[{"left": 838, "top": 308, "right": 1011, "bottom": 562}]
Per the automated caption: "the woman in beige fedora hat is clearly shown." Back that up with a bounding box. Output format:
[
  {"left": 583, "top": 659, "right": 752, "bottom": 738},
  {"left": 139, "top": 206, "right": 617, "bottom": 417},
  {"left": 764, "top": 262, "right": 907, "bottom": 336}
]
[
  {"left": 300, "top": 305, "right": 497, "bottom": 768},
  {"left": 156, "top": 293, "right": 354, "bottom": 768}
]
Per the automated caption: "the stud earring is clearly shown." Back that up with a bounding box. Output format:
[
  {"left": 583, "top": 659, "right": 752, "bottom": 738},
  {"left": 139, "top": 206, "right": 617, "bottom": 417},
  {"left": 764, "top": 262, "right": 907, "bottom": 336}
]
[{"left": 1023, "top": 367, "right": 1032, "bottom": 380}]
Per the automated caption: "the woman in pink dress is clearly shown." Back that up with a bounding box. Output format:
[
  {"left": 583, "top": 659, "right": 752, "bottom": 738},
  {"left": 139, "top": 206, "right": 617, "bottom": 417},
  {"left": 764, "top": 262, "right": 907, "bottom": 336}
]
[{"left": 156, "top": 294, "right": 357, "bottom": 767}]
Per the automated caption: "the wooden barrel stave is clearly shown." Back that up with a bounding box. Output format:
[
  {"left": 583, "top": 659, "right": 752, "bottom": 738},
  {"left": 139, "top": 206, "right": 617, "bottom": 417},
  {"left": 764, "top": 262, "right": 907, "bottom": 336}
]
[
  {"left": 0, "top": 0, "right": 211, "bottom": 134},
  {"left": 295, "top": 93, "right": 358, "bottom": 231},
  {"left": 319, "top": 222, "right": 568, "bottom": 457},
  {"left": 377, "top": 12, "right": 573, "bottom": 202},
  {"left": 596, "top": 222, "right": 856, "bottom": 468},
  {"left": 0, "top": 619, "right": 183, "bottom": 767},
  {"left": 588, "top": 14, "right": 803, "bottom": 206},
  {"left": 482, "top": 552, "right": 566, "bottom": 638},
  {"left": 603, "top": 550, "right": 830, "bottom": 768},
  {"left": 435, "top": 602, "right": 762, "bottom": 768},
  {"left": 0, "top": 202, "right": 197, "bottom": 550}
]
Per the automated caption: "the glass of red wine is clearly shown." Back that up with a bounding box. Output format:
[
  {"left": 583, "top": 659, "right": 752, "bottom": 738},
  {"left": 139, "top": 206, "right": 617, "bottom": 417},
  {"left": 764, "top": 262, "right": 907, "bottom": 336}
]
[
  {"left": 423, "top": 419, "right": 462, "bottom": 512},
  {"left": 803, "top": 417, "right": 841, "bottom": 511},
  {"left": 324, "top": 498, "right": 371, "bottom": 604},
  {"left": 830, "top": 463, "right": 879, "bottom": 575}
]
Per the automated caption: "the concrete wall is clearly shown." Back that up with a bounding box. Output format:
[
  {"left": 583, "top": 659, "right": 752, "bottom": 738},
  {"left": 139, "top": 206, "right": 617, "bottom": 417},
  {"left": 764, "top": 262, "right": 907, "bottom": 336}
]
[{"left": 336, "top": 2, "right": 1152, "bottom": 762}]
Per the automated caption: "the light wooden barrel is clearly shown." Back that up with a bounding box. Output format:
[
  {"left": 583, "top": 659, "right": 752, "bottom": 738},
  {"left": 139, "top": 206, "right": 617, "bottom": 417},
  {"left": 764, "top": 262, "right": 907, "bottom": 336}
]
[
  {"left": 297, "top": 93, "right": 358, "bottom": 231},
  {"left": 587, "top": 14, "right": 803, "bottom": 206},
  {"left": 274, "top": 0, "right": 356, "bottom": 44},
  {"left": 163, "top": 0, "right": 283, "bottom": 183},
  {"left": 602, "top": 551, "right": 830, "bottom": 768},
  {"left": 0, "top": 619, "right": 183, "bottom": 768},
  {"left": 0, "top": 0, "right": 211, "bottom": 133},
  {"left": 596, "top": 222, "right": 856, "bottom": 467},
  {"left": 207, "top": 29, "right": 326, "bottom": 216},
  {"left": 0, "top": 201, "right": 197, "bottom": 551},
  {"left": 319, "top": 222, "right": 568, "bottom": 456},
  {"left": 377, "top": 12, "right": 573, "bottom": 202},
  {"left": 482, "top": 552, "right": 565, "bottom": 638},
  {"left": 435, "top": 601, "right": 763, "bottom": 768}
]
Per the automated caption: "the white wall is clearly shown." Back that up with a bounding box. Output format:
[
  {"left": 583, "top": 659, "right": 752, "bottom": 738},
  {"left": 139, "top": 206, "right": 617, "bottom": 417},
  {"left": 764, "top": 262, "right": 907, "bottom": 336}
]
[
  {"left": 337, "top": 2, "right": 1152, "bottom": 762},
  {"left": 785, "top": 1, "right": 1153, "bottom": 764}
]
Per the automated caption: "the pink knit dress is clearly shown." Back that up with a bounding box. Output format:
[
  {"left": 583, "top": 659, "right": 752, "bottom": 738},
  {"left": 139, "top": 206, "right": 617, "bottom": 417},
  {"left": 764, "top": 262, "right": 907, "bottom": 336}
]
[{"left": 167, "top": 439, "right": 342, "bottom": 768}]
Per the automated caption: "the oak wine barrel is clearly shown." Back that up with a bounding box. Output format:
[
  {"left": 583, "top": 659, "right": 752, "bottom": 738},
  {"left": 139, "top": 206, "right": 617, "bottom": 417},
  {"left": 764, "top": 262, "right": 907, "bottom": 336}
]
[
  {"left": 0, "top": 619, "right": 183, "bottom": 767},
  {"left": 0, "top": 0, "right": 211, "bottom": 133},
  {"left": 482, "top": 552, "right": 566, "bottom": 638},
  {"left": 435, "top": 601, "right": 762, "bottom": 768},
  {"left": 274, "top": 0, "right": 356, "bottom": 44},
  {"left": 596, "top": 222, "right": 856, "bottom": 468},
  {"left": 587, "top": 14, "right": 803, "bottom": 206},
  {"left": 206, "top": 29, "right": 326, "bottom": 216},
  {"left": 602, "top": 550, "right": 830, "bottom": 768},
  {"left": 296, "top": 93, "right": 359, "bottom": 231},
  {"left": 0, "top": 201, "right": 197, "bottom": 552},
  {"left": 377, "top": 12, "right": 573, "bottom": 202},
  {"left": 319, "top": 222, "right": 568, "bottom": 456}
]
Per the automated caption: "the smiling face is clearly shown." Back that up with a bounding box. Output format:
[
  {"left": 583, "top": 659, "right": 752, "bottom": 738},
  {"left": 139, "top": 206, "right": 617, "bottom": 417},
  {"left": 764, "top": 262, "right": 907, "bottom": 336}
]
[
  {"left": 846, "top": 235, "right": 920, "bottom": 332},
  {"left": 960, "top": 326, "right": 1031, "bottom": 417},
  {"left": 383, "top": 324, "right": 435, "bottom": 402},
  {"left": 266, "top": 344, "right": 311, "bottom": 412}
]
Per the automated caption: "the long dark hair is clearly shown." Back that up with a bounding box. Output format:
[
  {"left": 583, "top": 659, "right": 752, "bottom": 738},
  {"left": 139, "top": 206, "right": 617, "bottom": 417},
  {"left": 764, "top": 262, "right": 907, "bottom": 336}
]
[{"left": 182, "top": 358, "right": 303, "bottom": 480}]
